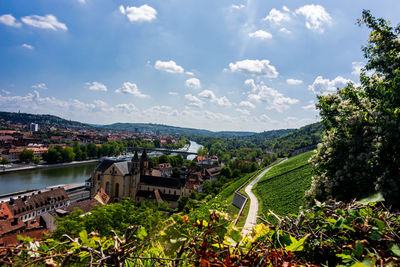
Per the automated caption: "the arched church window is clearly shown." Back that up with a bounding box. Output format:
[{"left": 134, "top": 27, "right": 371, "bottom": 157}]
[
  {"left": 115, "top": 183, "right": 119, "bottom": 198},
  {"left": 105, "top": 182, "right": 110, "bottom": 196}
]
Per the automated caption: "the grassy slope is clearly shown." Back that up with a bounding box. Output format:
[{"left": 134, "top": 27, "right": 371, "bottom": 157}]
[{"left": 254, "top": 151, "right": 314, "bottom": 218}]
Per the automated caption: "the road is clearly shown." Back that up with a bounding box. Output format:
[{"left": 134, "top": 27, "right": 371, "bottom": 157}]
[{"left": 241, "top": 159, "right": 287, "bottom": 236}]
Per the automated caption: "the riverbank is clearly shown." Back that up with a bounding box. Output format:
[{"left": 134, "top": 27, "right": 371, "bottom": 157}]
[{"left": 0, "top": 159, "right": 99, "bottom": 174}]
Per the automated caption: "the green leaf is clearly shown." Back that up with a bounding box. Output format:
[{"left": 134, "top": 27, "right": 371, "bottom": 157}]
[
  {"left": 79, "top": 230, "right": 88, "bottom": 245},
  {"left": 357, "top": 192, "right": 384, "bottom": 205},
  {"left": 390, "top": 243, "right": 400, "bottom": 257},
  {"left": 374, "top": 218, "right": 385, "bottom": 231},
  {"left": 285, "top": 234, "right": 309, "bottom": 252},
  {"left": 368, "top": 231, "right": 381, "bottom": 241},
  {"left": 333, "top": 217, "right": 345, "bottom": 229},
  {"left": 137, "top": 227, "right": 148, "bottom": 240},
  {"left": 352, "top": 240, "right": 363, "bottom": 259}
]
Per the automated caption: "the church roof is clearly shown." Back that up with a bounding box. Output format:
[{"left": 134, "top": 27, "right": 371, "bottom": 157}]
[
  {"left": 95, "top": 160, "right": 115, "bottom": 173},
  {"left": 132, "top": 151, "right": 139, "bottom": 162},
  {"left": 140, "top": 175, "right": 181, "bottom": 189},
  {"left": 114, "top": 161, "right": 130, "bottom": 175}
]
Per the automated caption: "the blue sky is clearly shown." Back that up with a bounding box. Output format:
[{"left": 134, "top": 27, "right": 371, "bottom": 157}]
[{"left": 0, "top": 0, "right": 399, "bottom": 132}]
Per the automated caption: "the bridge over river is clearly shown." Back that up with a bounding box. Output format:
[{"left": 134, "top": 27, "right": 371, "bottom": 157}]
[{"left": 127, "top": 147, "right": 197, "bottom": 159}]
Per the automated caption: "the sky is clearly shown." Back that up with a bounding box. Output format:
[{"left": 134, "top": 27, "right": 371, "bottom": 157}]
[{"left": 0, "top": 1, "right": 399, "bottom": 132}]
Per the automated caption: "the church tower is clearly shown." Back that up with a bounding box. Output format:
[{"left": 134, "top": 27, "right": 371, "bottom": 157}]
[
  {"left": 129, "top": 151, "right": 140, "bottom": 198},
  {"left": 140, "top": 150, "right": 149, "bottom": 175}
]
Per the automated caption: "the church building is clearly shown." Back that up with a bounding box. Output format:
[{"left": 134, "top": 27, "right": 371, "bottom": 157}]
[{"left": 89, "top": 150, "right": 185, "bottom": 208}]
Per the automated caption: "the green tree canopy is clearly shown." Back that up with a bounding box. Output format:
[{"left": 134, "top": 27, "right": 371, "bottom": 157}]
[{"left": 307, "top": 10, "right": 400, "bottom": 208}]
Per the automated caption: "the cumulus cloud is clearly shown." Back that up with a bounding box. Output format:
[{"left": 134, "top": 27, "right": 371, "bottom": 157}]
[
  {"left": 185, "top": 78, "right": 201, "bottom": 89},
  {"left": 302, "top": 100, "right": 316, "bottom": 111},
  {"left": 279, "top": 27, "right": 291, "bottom": 34},
  {"left": 155, "top": 60, "right": 185, "bottom": 74},
  {"left": 308, "top": 76, "right": 353, "bottom": 95},
  {"left": 286, "top": 78, "right": 303, "bottom": 85},
  {"left": 86, "top": 82, "right": 107, "bottom": 92},
  {"left": 248, "top": 30, "right": 272, "bottom": 40},
  {"left": 144, "top": 105, "right": 178, "bottom": 117},
  {"left": 246, "top": 79, "right": 298, "bottom": 112},
  {"left": 0, "top": 14, "right": 22, "bottom": 27},
  {"left": 236, "top": 108, "right": 250, "bottom": 115},
  {"left": 22, "top": 43, "right": 34, "bottom": 50},
  {"left": 295, "top": 4, "right": 332, "bottom": 33},
  {"left": 239, "top": 101, "right": 256, "bottom": 109},
  {"left": 198, "top": 90, "right": 232, "bottom": 107},
  {"left": 264, "top": 7, "right": 291, "bottom": 25},
  {"left": 119, "top": 4, "right": 157, "bottom": 22},
  {"left": 231, "top": 4, "right": 245, "bottom": 9},
  {"left": 1, "top": 89, "right": 11, "bottom": 95},
  {"left": 21, "top": 14, "right": 67, "bottom": 31},
  {"left": 185, "top": 71, "right": 194, "bottom": 76},
  {"left": 184, "top": 94, "right": 204, "bottom": 108},
  {"left": 115, "top": 82, "right": 149, "bottom": 98},
  {"left": 257, "top": 114, "right": 277, "bottom": 123},
  {"left": 168, "top": 91, "right": 178, "bottom": 96},
  {"left": 115, "top": 103, "right": 137, "bottom": 113},
  {"left": 352, "top": 62, "right": 364, "bottom": 76},
  {"left": 32, "top": 83, "right": 47, "bottom": 90},
  {"left": 229, "top": 59, "right": 278, "bottom": 78}
]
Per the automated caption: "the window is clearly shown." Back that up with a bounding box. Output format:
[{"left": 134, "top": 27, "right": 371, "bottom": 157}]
[
  {"left": 106, "top": 182, "right": 111, "bottom": 195},
  {"left": 115, "top": 183, "right": 119, "bottom": 198}
]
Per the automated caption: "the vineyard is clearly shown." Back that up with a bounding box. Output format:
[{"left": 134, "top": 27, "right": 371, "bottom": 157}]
[{"left": 254, "top": 151, "right": 314, "bottom": 219}]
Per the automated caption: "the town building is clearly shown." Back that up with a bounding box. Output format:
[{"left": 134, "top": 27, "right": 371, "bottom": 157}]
[{"left": 88, "top": 150, "right": 186, "bottom": 208}]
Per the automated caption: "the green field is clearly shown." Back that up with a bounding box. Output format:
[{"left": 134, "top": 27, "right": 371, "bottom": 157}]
[{"left": 254, "top": 151, "right": 314, "bottom": 219}]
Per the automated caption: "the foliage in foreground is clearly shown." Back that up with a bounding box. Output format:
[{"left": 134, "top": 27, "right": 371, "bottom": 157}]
[
  {"left": 308, "top": 10, "right": 400, "bottom": 208},
  {"left": 2, "top": 200, "right": 399, "bottom": 266}
]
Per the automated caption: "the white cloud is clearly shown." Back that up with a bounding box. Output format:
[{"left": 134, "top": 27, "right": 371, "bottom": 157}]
[
  {"left": 198, "top": 90, "right": 232, "bottom": 107},
  {"left": 308, "top": 76, "right": 353, "bottom": 95},
  {"left": 115, "top": 82, "right": 149, "bottom": 98},
  {"left": 185, "top": 94, "right": 204, "bottom": 108},
  {"left": 302, "top": 100, "right": 316, "bottom": 111},
  {"left": 248, "top": 30, "right": 272, "bottom": 40},
  {"left": 86, "top": 82, "right": 107, "bottom": 92},
  {"left": 144, "top": 105, "right": 178, "bottom": 117},
  {"left": 282, "top": 6, "right": 290, "bottom": 12},
  {"left": 264, "top": 8, "right": 291, "bottom": 25},
  {"left": 1, "top": 89, "right": 11, "bottom": 95},
  {"left": 77, "top": 0, "right": 86, "bottom": 4},
  {"left": 185, "top": 78, "right": 201, "bottom": 89},
  {"left": 21, "top": 14, "right": 67, "bottom": 31},
  {"left": 32, "top": 83, "right": 47, "bottom": 90},
  {"left": 286, "top": 78, "right": 303, "bottom": 85},
  {"left": 229, "top": 59, "right": 278, "bottom": 78},
  {"left": 246, "top": 79, "right": 298, "bottom": 112},
  {"left": 0, "top": 14, "right": 22, "bottom": 28},
  {"left": 352, "top": 62, "right": 364, "bottom": 76},
  {"left": 168, "top": 91, "right": 178, "bottom": 96},
  {"left": 257, "top": 114, "right": 277, "bottom": 123},
  {"left": 155, "top": 60, "right": 185, "bottom": 74},
  {"left": 239, "top": 101, "right": 255, "bottom": 109},
  {"left": 231, "top": 4, "right": 245, "bottom": 9},
  {"left": 185, "top": 71, "right": 194, "bottom": 76},
  {"left": 236, "top": 108, "right": 250, "bottom": 115},
  {"left": 279, "top": 27, "right": 291, "bottom": 34},
  {"left": 295, "top": 5, "right": 332, "bottom": 33},
  {"left": 119, "top": 4, "right": 157, "bottom": 22},
  {"left": 22, "top": 43, "right": 34, "bottom": 50},
  {"left": 115, "top": 103, "right": 137, "bottom": 113}
]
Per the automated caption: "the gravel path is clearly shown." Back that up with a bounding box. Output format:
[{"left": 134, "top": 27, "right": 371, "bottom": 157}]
[{"left": 241, "top": 159, "right": 287, "bottom": 236}]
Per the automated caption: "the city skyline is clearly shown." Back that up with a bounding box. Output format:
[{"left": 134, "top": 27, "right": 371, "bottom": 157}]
[{"left": 0, "top": 0, "right": 399, "bottom": 132}]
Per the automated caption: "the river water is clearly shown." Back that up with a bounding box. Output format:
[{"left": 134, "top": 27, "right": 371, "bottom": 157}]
[{"left": 0, "top": 141, "right": 203, "bottom": 195}]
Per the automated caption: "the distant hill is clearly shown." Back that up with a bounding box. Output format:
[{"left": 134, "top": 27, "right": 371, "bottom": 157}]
[
  {"left": 100, "top": 122, "right": 256, "bottom": 136},
  {"left": 0, "top": 111, "right": 91, "bottom": 129}
]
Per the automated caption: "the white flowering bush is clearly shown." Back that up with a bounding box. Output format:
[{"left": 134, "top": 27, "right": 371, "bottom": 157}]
[{"left": 307, "top": 11, "right": 400, "bottom": 208}]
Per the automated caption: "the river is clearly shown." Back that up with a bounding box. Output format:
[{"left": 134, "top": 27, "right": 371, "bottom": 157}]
[{"left": 0, "top": 141, "right": 203, "bottom": 195}]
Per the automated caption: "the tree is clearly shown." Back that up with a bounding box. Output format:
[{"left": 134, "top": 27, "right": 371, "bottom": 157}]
[
  {"left": 220, "top": 167, "right": 232, "bottom": 179},
  {"left": 33, "top": 156, "right": 40, "bottom": 164},
  {"left": 61, "top": 147, "right": 75, "bottom": 162},
  {"left": 0, "top": 157, "right": 8, "bottom": 165},
  {"left": 19, "top": 149, "right": 34, "bottom": 163},
  {"left": 307, "top": 11, "right": 400, "bottom": 208}
]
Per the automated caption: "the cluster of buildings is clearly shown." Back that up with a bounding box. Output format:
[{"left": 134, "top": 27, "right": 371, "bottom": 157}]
[
  {"left": 0, "top": 150, "right": 221, "bottom": 245},
  {"left": 0, "top": 119, "right": 181, "bottom": 163}
]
